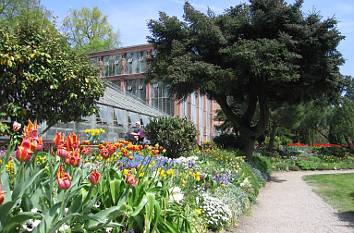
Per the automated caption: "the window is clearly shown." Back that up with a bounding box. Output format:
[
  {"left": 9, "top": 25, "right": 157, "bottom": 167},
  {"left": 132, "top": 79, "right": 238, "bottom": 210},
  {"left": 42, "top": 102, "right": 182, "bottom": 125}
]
[
  {"left": 103, "top": 55, "right": 119, "bottom": 77},
  {"left": 151, "top": 82, "right": 174, "bottom": 115},
  {"left": 125, "top": 79, "right": 146, "bottom": 101}
]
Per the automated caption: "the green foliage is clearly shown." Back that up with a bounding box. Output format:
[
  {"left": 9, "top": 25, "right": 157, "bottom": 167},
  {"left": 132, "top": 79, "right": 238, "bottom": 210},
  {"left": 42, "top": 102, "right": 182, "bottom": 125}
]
[
  {"left": 145, "top": 117, "right": 197, "bottom": 158},
  {"left": 213, "top": 133, "right": 240, "bottom": 149},
  {"left": 147, "top": 0, "right": 345, "bottom": 157},
  {"left": 268, "top": 155, "right": 354, "bottom": 171},
  {"left": 0, "top": 12, "right": 103, "bottom": 125},
  {"left": 315, "top": 147, "right": 353, "bottom": 158},
  {"left": 329, "top": 98, "right": 354, "bottom": 146},
  {"left": 249, "top": 155, "right": 272, "bottom": 176},
  {"left": 0, "top": 0, "right": 45, "bottom": 22},
  {"left": 62, "top": 6, "right": 119, "bottom": 53}
]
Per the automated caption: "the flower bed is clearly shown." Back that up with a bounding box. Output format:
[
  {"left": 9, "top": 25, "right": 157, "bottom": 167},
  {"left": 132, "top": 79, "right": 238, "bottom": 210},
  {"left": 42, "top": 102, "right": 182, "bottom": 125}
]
[{"left": 0, "top": 121, "right": 268, "bottom": 233}]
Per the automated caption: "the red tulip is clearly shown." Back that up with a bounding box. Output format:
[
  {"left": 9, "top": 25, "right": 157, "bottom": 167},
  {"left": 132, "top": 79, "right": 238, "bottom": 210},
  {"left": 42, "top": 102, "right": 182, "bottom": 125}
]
[
  {"left": 56, "top": 165, "right": 71, "bottom": 190},
  {"left": 36, "top": 137, "right": 43, "bottom": 151},
  {"left": 57, "top": 146, "right": 69, "bottom": 158},
  {"left": 53, "top": 132, "right": 63, "bottom": 147},
  {"left": 15, "top": 146, "right": 32, "bottom": 162},
  {"left": 89, "top": 170, "right": 101, "bottom": 185},
  {"left": 125, "top": 173, "right": 138, "bottom": 187},
  {"left": 100, "top": 147, "right": 110, "bottom": 159},
  {"left": 0, "top": 184, "right": 4, "bottom": 205},
  {"left": 81, "top": 146, "right": 91, "bottom": 155}
]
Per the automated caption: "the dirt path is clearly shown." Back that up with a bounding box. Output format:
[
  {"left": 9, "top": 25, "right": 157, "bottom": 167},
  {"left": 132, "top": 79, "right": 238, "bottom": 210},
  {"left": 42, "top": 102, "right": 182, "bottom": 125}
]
[{"left": 234, "top": 170, "right": 354, "bottom": 233}]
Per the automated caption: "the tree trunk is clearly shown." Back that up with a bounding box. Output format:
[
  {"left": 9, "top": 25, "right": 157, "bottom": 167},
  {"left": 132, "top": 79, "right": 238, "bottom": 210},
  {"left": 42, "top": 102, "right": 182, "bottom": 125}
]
[
  {"left": 345, "top": 137, "right": 354, "bottom": 151},
  {"left": 240, "top": 128, "right": 256, "bottom": 160},
  {"left": 267, "top": 123, "right": 277, "bottom": 152},
  {"left": 214, "top": 88, "right": 269, "bottom": 160}
]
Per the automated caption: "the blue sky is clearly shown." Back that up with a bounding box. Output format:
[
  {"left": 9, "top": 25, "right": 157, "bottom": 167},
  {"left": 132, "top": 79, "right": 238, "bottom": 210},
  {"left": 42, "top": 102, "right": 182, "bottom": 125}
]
[{"left": 42, "top": 0, "right": 354, "bottom": 76}]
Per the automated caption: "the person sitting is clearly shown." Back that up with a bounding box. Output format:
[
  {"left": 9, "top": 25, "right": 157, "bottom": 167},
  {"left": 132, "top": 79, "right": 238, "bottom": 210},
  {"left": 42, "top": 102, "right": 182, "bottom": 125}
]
[{"left": 129, "top": 121, "right": 145, "bottom": 144}]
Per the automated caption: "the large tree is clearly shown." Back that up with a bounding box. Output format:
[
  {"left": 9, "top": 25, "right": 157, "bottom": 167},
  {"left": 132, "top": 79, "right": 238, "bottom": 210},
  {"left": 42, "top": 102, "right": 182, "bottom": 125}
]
[
  {"left": 147, "top": 0, "right": 345, "bottom": 158},
  {"left": 62, "top": 6, "right": 119, "bottom": 53},
  {"left": 0, "top": 11, "right": 104, "bottom": 132}
]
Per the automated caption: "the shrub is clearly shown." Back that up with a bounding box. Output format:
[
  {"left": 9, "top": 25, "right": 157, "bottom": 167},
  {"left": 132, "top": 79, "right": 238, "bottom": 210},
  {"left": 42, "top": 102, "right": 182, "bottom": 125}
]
[
  {"left": 145, "top": 116, "right": 197, "bottom": 158},
  {"left": 213, "top": 134, "right": 241, "bottom": 149},
  {"left": 315, "top": 146, "right": 352, "bottom": 158},
  {"left": 249, "top": 155, "right": 272, "bottom": 178}
]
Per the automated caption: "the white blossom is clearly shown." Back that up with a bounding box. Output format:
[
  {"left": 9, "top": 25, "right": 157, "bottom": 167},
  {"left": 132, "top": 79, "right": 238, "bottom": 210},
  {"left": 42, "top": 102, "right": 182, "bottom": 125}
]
[{"left": 169, "top": 186, "right": 184, "bottom": 203}]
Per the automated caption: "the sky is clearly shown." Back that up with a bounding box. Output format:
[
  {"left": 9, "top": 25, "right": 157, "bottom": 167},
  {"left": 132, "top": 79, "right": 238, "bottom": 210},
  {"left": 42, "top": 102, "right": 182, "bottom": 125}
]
[{"left": 42, "top": 0, "right": 354, "bottom": 76}]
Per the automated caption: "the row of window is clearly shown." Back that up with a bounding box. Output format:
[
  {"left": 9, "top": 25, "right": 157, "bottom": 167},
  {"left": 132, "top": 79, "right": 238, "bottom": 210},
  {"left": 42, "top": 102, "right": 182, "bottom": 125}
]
[
  {"left": 111, "top": 79, "right": 174, "bottom": 116},
  {"left": 92, "top": 50, "right": 152, "bottom": 77}
]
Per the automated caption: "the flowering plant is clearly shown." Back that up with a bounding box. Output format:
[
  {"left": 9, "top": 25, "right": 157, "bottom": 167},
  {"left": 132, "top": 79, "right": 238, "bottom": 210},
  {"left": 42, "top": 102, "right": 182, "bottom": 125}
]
[{"left": 84, "top": 128, "right": 105, "bottom": 144}]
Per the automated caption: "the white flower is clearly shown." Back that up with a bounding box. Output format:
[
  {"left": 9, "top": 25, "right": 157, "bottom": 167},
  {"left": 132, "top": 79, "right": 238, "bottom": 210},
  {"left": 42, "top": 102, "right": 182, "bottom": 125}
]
[
  {"left": 22, "top": 219, "right": 41, "bottom": 232},
  {"left": 58, "top": 224, "right": 70, "bottom": 232},
  {"left": 94, "top": 201, "right": 101, "bottom": 208},
  {"left": 169, "top": 186, "right": 184, "bottom": 203},
  {"left": 31, "top": 208, "right": 39, "bottom": 213},
  {"left": 106, "top": 227, "right": 113, "bottom": 233}
]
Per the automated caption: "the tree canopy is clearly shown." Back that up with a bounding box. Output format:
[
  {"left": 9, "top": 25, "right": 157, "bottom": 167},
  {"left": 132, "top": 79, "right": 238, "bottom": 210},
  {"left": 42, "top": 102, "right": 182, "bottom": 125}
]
[
  {"left": 147, "top": 0, "right": 346, "bottom": 158},
  {"left": 62, "top": 6, "right": 119, "bottom": 53},
  {"left": 0, "top": 11, "right": 104, "bottom": 132}
]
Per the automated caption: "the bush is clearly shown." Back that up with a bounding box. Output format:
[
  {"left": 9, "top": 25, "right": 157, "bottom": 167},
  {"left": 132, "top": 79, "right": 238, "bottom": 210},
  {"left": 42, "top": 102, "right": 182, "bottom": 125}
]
[
  {"left": 213, "top": 134, "right": 241, "bottom": 149},
  {"left": 315, "top": 146, "right": 352, "bottom": 158},
  {"left": 145, "top": 116, "right": 197, "bottom": 158},
  {"left": 249, "top": 156, "right": 272, "bottom": 178}
]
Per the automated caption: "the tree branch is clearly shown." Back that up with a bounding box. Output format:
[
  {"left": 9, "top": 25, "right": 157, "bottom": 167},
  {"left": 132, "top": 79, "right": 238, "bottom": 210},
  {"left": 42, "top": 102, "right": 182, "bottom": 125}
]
[{"left": 40, "top": 120, "right": 57, "bottom": 135}]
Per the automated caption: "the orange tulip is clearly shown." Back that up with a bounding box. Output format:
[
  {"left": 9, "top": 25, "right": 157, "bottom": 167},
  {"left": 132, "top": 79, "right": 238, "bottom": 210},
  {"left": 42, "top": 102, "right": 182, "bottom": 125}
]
[
  {"left": 89, "top": 170, "right": 101, "bottom": 185},
  {"left": 23, "top": 120, "right": 38, "bottom": 138},
  {"left": 53, "top": 132, "right": 63, "bottom": 147},
  {"left": 69, "top": 149, "right": 81, "bottom": 167},
  {"left": 15, "top": 146, "right": 32, "bottom": 162},
  {"left": 66, "top": 133, "right": 79, "bottom": 150},
  {"left": 56, "top": 165, "right": 71, "bottom": 190}
]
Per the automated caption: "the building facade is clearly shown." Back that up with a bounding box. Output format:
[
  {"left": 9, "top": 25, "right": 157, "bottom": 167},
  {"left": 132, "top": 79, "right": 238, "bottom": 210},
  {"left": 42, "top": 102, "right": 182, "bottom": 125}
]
[{"left": 89, "top": 44, "right": 218, "bottom": 143}]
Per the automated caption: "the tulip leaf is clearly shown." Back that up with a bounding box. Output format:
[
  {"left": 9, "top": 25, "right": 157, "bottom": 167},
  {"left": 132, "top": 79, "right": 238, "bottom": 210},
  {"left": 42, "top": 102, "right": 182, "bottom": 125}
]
[
  {"left": 109, "top": 179, "right": 120, "bottom": 205},
  {"left": 2, "top": 212, "right": 40, "bottom": 233}
]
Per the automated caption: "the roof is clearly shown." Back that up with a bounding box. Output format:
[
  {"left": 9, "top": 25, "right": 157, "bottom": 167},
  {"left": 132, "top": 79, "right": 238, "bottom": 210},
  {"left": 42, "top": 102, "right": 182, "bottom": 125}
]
[
  {"left": 97, "top": 80, "right": 165, "bottom": 117},
  {"left": 89, "top": 43, "right": 153, "bottom": 57}
]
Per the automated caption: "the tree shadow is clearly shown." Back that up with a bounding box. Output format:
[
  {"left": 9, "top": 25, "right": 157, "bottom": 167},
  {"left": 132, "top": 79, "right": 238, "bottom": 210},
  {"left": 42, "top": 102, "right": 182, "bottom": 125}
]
[
  {"left": 269, "top": 176, "right": 287, "bottom": 183},
  {"left": 336, "top": 211, "right": 354, "bottom": 227}
]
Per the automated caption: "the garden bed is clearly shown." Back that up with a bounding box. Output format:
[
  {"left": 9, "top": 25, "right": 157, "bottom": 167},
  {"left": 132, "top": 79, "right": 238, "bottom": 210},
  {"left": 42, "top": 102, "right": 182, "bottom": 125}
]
[{"left": 0, "top": 122, "right": 269, "bottom": 233}]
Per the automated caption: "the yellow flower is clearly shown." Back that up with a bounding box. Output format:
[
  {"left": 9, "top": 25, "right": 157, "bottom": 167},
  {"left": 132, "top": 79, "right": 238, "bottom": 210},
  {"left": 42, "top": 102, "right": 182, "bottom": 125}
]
[
  {"left": 166, "top": 169, "right": 175, "bottom": 177},
  {"left": 123, "top": 169, "right": 130, "bottom": 176},
  {"left": 159, "top": 169, "right": 166, "bottom": 178},
  {"left": 139, "top": 172, "right": 145, "bottom": 177},
  {"left": 195, "top": 208, "right": 203, "bottom": 215},
  {"left": 181, "top": 178, "right": 187, "bottom": 187},
  {"left": 194, "top": 172, "right": 201, "bottom": 181},
  {"left": 6, "top": 160, "right": 15, "bottom": 175}
]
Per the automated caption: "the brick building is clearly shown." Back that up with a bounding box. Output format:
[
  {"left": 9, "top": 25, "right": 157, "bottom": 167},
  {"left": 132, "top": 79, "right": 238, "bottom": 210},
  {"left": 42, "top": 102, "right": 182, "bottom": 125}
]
[{"left": 89, "top": 44, "right": 219, "bottom": 143}]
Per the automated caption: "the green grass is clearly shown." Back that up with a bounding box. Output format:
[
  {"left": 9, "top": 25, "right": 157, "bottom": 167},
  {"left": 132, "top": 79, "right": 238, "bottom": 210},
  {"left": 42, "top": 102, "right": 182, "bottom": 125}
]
[{"left": 304, "top": 173, "right": 354, "bottom": 212}]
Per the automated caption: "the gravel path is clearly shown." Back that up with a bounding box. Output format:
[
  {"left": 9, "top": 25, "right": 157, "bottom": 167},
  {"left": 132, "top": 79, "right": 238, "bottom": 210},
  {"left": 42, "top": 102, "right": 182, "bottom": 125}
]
[{"left": 234, "top": 170, "right": 354, "bottom": 233}]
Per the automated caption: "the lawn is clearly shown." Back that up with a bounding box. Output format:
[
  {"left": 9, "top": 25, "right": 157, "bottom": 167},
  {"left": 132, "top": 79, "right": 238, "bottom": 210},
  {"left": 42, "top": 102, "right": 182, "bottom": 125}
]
[{"left": 304, "top": 173, "right": 354, "bottom": 212}]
